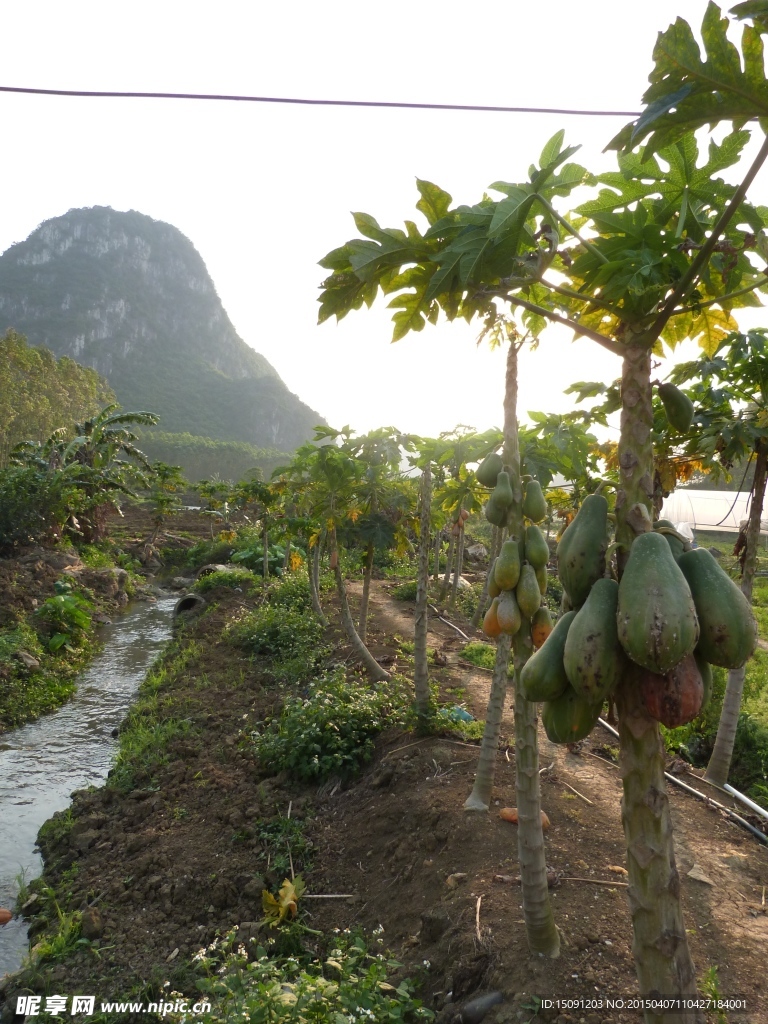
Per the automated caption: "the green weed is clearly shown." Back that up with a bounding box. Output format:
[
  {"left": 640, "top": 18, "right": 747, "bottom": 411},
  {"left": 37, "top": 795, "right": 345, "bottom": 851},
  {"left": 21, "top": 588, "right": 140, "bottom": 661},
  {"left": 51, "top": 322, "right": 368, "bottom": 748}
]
[
  {"left": 255, "top": 668, "right": 410, "bottom": 781},
  {"left": 226, "top": 605, "right": 326, "bottom": 684},
  {"left": 193, "top": 567, "right": 257, "bottom": 594},
  {"left": 392, "top": 580, "right": 418, "bottom": 601},
  {"left": 176, "top": 928, "right": 433, "bottom": 1024},
  {"left": 460, "top": 641, "right": 495, "bottom": 670}
]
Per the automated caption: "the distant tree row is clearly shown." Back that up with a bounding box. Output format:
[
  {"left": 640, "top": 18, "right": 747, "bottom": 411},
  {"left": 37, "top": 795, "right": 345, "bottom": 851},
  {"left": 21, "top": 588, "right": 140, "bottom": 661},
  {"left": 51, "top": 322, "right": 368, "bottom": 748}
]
[{"left": 0, "top": 330, "right": 114, "bottom": 466}]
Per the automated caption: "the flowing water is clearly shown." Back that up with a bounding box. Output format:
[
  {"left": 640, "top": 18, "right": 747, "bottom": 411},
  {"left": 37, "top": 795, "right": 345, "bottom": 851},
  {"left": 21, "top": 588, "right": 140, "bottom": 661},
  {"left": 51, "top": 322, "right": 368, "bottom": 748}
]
[{"left": 0, "top": 594, "right": 176, "bottom": 977}]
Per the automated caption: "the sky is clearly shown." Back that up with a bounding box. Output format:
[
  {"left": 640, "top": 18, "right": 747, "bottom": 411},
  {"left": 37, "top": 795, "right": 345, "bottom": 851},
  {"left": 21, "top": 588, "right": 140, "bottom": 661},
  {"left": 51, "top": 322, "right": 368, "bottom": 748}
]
[{"left": 0, "top": 0, "right": 763, "bottom": 442}]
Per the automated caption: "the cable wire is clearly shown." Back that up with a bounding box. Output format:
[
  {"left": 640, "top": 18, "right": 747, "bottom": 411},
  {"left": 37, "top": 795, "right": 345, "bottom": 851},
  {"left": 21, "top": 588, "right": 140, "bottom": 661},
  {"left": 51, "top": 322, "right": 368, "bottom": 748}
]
[{"left": 0, "top": 84, "right": 642, "bottom": 117}]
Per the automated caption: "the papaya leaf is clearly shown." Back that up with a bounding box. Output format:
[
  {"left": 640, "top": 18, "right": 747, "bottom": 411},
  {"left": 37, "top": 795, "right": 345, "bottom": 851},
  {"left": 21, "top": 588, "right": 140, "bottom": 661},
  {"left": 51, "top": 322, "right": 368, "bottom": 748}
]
[
  {"left": 731, "top": 0, "right": 768, "bottom": 33},
  {"left": 416, "top": 179, "right": 453, "bottom": 225},
  {"left": 610, "top": 3, "right": 768, "bottom": 155},
  {"left": 261, "top": 876, "right": 306, "bottom": 927}
]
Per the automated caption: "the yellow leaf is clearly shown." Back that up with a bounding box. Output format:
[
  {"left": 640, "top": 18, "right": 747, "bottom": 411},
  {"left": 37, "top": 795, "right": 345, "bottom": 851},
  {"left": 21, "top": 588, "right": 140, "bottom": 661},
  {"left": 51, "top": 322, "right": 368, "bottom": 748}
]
[
  {"left": 289, "top": 551, "right": 304, "bottom": 571},
  {"left": 690, "top": 308, "right": 739, "bottom": 358}
]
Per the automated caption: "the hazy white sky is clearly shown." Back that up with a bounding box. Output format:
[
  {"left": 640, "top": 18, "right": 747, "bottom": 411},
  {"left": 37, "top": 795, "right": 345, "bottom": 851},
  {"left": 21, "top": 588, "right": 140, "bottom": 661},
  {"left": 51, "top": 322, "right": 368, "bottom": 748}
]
[{"left": 0, "top": 0, "right": 761, "bottom": 440}]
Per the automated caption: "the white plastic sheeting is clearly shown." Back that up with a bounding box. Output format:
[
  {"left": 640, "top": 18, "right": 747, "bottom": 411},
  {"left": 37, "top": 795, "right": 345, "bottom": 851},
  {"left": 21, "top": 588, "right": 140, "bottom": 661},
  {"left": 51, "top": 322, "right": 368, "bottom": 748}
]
[{"left": 659, "top": 489, "right": 768, "bottom": 534}]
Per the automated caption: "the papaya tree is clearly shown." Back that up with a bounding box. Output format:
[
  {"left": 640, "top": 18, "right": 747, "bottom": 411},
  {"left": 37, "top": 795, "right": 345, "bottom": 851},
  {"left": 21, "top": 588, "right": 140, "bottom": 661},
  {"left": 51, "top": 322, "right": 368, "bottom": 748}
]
[
  {"left": 318, "top": 4, "right": 768, "bottom": 999},
  {"left": 668, "top": 330, "right": 768, "bottom": 786},
  {"left": 341, "top": 426, "right": 416, "bottom": 642},
  {"left": 284, "top": 430, "right": 394, "bottom": 681}
]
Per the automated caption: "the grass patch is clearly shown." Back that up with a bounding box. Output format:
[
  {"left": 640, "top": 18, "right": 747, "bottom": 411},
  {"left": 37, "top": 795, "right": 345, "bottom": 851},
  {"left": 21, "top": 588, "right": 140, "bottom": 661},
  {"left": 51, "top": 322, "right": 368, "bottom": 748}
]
[
  {"left": 256, "top": 815, "right": 314, "bottom": 876},
  {"left": 461, "top": 641, "right": 495, "bottom": 670},
  {"left": 391, "top": 579, "right": 418, "bottom": 601},
  {"left": 254, "top": 668, "right": 410, "bottom": 781},
  {"left": 193, "top": 567, "right": 258, "bottom": 594},
  {"left": 108, "top": 640, "right": 200, "bottom": 791}
]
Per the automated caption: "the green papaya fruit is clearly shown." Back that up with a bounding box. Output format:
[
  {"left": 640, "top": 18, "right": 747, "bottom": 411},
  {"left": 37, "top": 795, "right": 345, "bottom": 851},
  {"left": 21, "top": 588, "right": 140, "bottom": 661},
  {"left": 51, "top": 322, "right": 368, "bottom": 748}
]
[
  {"left": 658, "top": 382, "right": 695, "bottom": 433},
  {"left": 654, "top": 518, "right": 676, "bottom": 530},
  {"left": 563, "top": 578, "right": 624, "bottom": 704},
  {"left": 494, "top": 539, "right": 521, "bottom": 591},
  {"left": 488, "top": 559, "right": 501, "bottom": 599},
  {"left": 639, "top": 652, "right": 704, "bottom": 728},
  {"left": 497, "top": 590, "right": 522, "bottom": 636},
  {"left": 516, "top": 563, "right": 542, "bottom": 619},
  {"left": 522, "top": 480, "right": 547, "bottom": 523},
  {"left": 493, "top": 470, "right": 514, "bottom": 507},
  {"left": 521, "top": 474, "right": 533, "bottom": 484},
  {"left": 617, "top": 531, "right": 699, "bottom": 673},
  {"left": 535, "top": 563, "right": 548, "bottom": 595},
  {"left": 542, "top": 683, "right": 602, "bottom": 744},
  {"left": 518, "top": 611, "right": 576, "bottom": 702},
  {"left": 476, "top": 452, "right": 504, "bottom": 488},
  {"left": 556, "top": 494, "right": 608, "bottom": 608},
  {"left": 677, "top": 548, "right": 756, "bottom": 669},
  {"left": 696, "top": 651, "right": 713, "bottom": 711},
  {"left": 484, "top": 497, "right": 507, "bottom": 527},
  {"left": 524, "top": 524, "right": 549, "bottom": 569}
]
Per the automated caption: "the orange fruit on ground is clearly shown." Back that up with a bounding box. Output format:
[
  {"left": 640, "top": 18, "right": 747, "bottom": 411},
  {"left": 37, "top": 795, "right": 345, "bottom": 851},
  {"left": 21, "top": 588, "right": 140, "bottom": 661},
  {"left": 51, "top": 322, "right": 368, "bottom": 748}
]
[{"left": 499, "top": 808, "right": 550, "bottom": 830}]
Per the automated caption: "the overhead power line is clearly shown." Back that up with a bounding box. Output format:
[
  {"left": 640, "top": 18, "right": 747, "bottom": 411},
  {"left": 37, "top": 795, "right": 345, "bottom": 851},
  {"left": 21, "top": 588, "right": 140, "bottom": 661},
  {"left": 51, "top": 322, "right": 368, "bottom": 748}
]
[{"left": 0, "top": 84, "right": 641, "bottom": 117}]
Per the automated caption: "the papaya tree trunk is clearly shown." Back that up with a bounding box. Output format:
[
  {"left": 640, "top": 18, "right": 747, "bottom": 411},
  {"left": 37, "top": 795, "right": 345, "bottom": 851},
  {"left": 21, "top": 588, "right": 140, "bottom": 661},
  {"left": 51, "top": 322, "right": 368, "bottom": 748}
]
[
  {"left": 414, "top": 464, "right": 432, "bottom": 715},
  {"left": 706, "top": 438, "right": 768, "bottom": 787},
  {"left": 615, "top": 343, "right": 698, "bottom": 1018},
  {"left": 449, "top": 510, "right": 466, "bottom": 609},
  {"left": 463, "top": 341, "right": 559, "bottom": 956},
  {"left": 308, "top": 540, "right": 328, "bottom": 628},
  {"left": 503, "top": 340, "right": 560, "bottom": 958},
  {"left": 471, "top": 525, "right": 501, "bottom": 628},
  {"left": 440, "top": 534, "right": 456, "bottom": 602},
  {"left": 463, "top": 634, "right": 511, "bottom": 810},
  {"left": 262, "top": 518, "right": 269, "bottom": 582},
  {"left": 359, "top": 540, "right": 375, "bottom": 644},
  {"left": 433, "top": 531, "right": 442, "bottom": 581},
  {"left": 330, "top": 531, "right": 391, "bottom": 683}
]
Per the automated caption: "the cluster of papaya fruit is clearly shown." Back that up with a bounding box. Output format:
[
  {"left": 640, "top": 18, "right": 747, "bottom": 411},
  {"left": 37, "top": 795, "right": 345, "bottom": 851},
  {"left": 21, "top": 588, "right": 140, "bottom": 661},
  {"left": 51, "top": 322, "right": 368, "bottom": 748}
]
[
  {"left": 519, "top": 490, "right": 757, "bottom": 746},
  {"left": 477, "top": 452, "right": 555, "bottom": 651}
]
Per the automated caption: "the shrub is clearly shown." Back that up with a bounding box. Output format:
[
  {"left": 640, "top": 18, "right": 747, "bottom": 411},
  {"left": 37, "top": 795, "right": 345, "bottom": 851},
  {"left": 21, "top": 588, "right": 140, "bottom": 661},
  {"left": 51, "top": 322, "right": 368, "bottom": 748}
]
[
  {"left": 265, "top": 572, "right": 314, "bottom": 613},
  {"left": 392, "top": 580, "right": 418, "bottom": 601},
  {"left": 255, "top": 668, "right": 409, "bottom": 780},
  {"left": 194, "top": 567, "right": 257, "bottom": 594},
  {"left": 0, "top": 466, "right": 76, "bottom": 553},
  {"left": 179, "top": 928, "right": 433, "bottom": 1024},
  {"left": 186, "top": 538, "right": 236, "bottom": 570},
  {"left": 227, "top": 605, "right": 325, "bottom": 684}
]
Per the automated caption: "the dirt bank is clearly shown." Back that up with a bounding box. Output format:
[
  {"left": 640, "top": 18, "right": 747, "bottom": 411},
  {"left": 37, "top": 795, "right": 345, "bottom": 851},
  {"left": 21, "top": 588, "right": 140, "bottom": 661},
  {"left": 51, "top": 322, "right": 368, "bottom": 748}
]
[{"left": 3, "top": 576, "right": 767, "bottom": 1024}]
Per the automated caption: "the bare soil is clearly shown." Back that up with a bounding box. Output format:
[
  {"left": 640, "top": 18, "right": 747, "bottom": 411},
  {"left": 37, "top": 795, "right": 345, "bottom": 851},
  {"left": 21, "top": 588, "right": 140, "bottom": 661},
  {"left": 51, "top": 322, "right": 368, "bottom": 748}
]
[{"left": 3, "top": 574, "right": 768, "bottom": 1024}]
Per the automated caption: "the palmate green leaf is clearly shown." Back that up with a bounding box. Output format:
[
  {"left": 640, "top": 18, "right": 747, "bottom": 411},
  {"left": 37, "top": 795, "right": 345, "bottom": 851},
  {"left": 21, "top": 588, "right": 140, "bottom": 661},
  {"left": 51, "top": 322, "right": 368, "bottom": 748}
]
[
  {"left": 318, "top": 273, "right": 376, "bottom": 324},
  {"left": 415, "top": 179, "right": 453, "bottom": 225},
  {"left": 610, "top": 3, "right": 768, "bottom": 155},
  {"left": 578, "top": 131, "right": 746, "bottom": 238},
  {"left": 731, "top": 1, "right": 768, "bottom": 34}
]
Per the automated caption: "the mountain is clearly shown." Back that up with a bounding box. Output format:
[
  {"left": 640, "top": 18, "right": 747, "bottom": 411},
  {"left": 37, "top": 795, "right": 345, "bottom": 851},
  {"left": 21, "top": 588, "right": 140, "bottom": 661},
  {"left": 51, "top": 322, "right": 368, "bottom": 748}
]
[{"left": 0, "top": 207, "right": 323, "bottom": 454}]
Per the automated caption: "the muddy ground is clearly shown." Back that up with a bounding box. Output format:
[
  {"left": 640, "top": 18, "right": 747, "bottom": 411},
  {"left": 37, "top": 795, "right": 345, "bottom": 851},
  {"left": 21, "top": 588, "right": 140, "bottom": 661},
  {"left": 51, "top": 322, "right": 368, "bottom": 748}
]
[{"left": 2, "top": 568, "right": 768, "bottom": 1024}]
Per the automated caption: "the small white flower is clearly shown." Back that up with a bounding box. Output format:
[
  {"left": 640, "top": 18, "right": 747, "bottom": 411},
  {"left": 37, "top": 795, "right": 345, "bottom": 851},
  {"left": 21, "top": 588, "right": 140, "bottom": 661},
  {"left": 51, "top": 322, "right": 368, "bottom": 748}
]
[{"left": 423, "top": 959, "right": 431, "bottom": 968}]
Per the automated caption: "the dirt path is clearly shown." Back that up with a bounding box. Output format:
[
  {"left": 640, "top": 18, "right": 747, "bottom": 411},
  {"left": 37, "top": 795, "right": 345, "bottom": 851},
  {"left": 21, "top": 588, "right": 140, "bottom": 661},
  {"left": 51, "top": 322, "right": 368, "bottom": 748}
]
[{"left": 336, "top": 580, "right": 768, "bottom": 1022}]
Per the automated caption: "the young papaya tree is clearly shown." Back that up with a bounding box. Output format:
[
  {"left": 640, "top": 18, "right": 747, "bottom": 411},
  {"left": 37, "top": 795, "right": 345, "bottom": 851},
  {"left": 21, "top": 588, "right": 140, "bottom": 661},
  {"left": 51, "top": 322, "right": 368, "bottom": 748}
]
[
  {"left": 341, "top": 426, "right": 416, "bottom": 642},
  {"left": 668, "top": 330, "right": 768, "bottom": 787},
  {"left": 284, "top": 429, "right": 394, "bottom": 681},
  {"left": 318, "top": 2, "right": 768, "bottom": 998}
]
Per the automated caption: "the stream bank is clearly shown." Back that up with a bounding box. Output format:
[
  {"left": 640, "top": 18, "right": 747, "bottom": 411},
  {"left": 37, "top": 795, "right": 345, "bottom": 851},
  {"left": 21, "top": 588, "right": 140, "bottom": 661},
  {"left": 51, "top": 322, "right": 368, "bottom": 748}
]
[
  {"left": 0, "top": 594, "right": 176, "bottom": 978},
  {"left": 2, "top": 574, "right": 767, "bottom": 1024}
]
